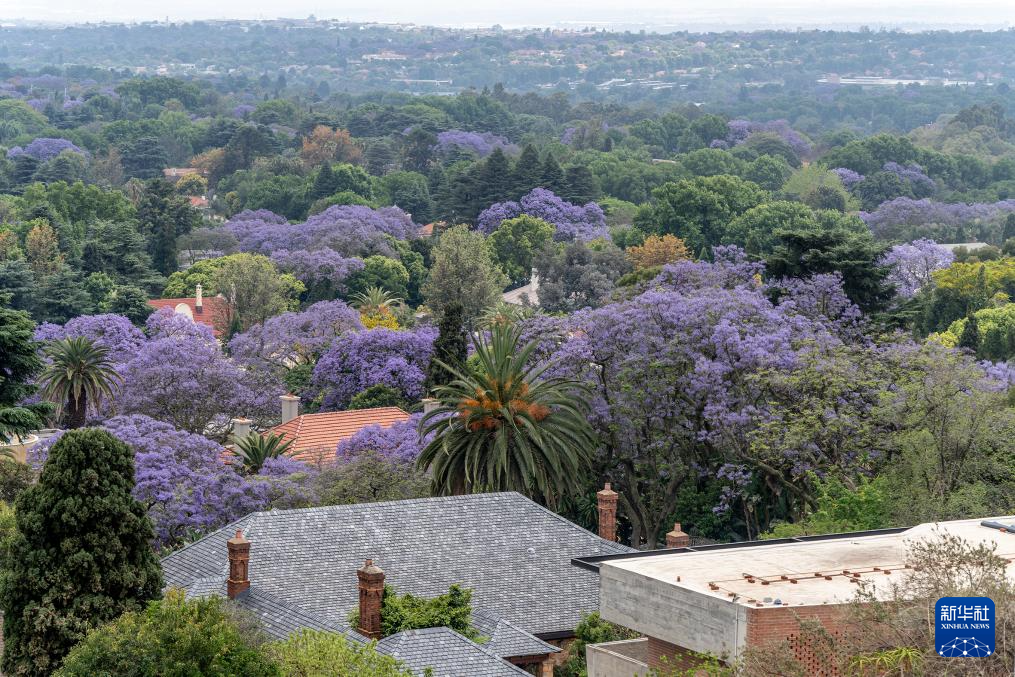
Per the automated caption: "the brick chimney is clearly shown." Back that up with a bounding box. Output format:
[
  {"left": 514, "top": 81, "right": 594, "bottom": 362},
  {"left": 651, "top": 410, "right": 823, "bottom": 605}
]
[
  {"left": 195, "top": 283, "right": 203, "bottom": 314},
  {"left": 666, "top": 521, "right": 690, "bottom": 548},
  {"left": 597, "top": 482, "right": 618, "bottom": 542},
  {"left": 280, "top": 394, "right": 300, "bottom": 424},
  {"left": 357, "top": 559, "right": 385, "bottom": 640},
  {"left": 231, "top": 417, "right": 252, "bottom": 446},
  {"left": 227, "top": 530, "right": 250, "bottom": 599},
  {"left": 421, "top": 397, "right": 439, "bottom": 415}
]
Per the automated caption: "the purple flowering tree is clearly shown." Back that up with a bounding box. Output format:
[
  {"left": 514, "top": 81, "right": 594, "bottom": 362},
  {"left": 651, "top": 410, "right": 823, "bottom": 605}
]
[
  {"left": 860, "top": 197, "right": 1015, "bottom": 242},
  {"left": 881, "top": 162, "right": 936, "bottom": 197},
  {"left": 434, "top": 130, "right": 517, "bottom": 157},
  {"left": 117, "top": 310, "right": 279, "bottom": 435},
  {"left": 6, "top": 137, "right": 85, "bottom": 161},
  {"left": 766, "top": 272, "right": 867, "bottom": 342},
  {"left": 229, "top": 300, "right": 363, "bottom": 383},
  {"left": 269, "top": 248, "right": 365, "bottom": 291},
  {"left": 336, "top": 413, "right": 426, "bottom": 463},
  {"left": 32, "top": 415, "right": 316, "bottom": 548},
  {"left": 311, "top": 326, "right": 437, "bottom": 410},
  {"left": 225, "top": 205, "right": 417, "bottom": 258},
  {"left": 723, "top": 119, "right": 812, "bottom": 157},
  {"left": 879, "top": 238, "right": 955, "bottom": 298},
  {"left": 477, "top": 188, "right": 610, "bottom": 242},
  {"left": 34, "top": 313, "right": 147, "bottom": 358},
  {"left": 832, "top": 167, "right": 864, "bottom": 188}
]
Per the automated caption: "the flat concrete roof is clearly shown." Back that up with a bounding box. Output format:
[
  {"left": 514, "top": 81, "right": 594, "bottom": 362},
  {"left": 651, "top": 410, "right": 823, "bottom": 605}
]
[{"left": 601, "top": 518, "right": 1015, "bottom": 610}]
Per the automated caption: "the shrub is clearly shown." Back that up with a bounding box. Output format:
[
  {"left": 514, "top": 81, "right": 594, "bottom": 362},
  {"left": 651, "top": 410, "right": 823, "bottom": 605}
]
[
  {"left": 349, "top": 584, "right": 479, "bottom": 640},
  {"left": 0, "top": 459, "right": 33, "bottom": 503},
  {"left": 263, "top": 629, "right": 413, "bottom": 677},
  {"left": 57, "top": 590, "right": 277, "bottom": 676}
]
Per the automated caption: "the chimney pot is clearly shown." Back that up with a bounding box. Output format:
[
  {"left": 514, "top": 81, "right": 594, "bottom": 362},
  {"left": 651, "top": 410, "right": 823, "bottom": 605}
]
[
  {"left": 195, "top": 283, "right": 203, "bottom": 313},
  {"left": 231, "top": 417, "right": 252, "bottom": 446},
  {"left": 280, "top": 394, "right": 300, "bottom": 424},
  {"left": 421, "top": 398, "right": 439, "bottom": 415},
  {"left": 357, "top": 559, "right": 385, "bottom": 640},
  {"left": 596, "top": 482, "right": 619, "bottom": 542},
  {"left": 227, "top": 529, "right": 250, "bottom": 599}
]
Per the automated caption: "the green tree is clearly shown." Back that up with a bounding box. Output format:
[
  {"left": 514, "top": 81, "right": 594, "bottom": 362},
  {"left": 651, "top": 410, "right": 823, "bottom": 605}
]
[
  {"left": 726, "top": 201, "right": 818, "bottom": 256},
  {"left": 418, "top": 322, "right": 595, "bottom": 506},
  {"left": 648, "top": 175, "right": 767, "bottom": 253},
  {"left": 264, "top": 629, "right": 412, "bottom": 677},
  {"left": 424, "top": 302, "right": 467, "bottom": 394},
  {"left": 1, "top": 429, "right": 163, "bottom": 675},
  {"left": 511, "top": 144, "right": 542, "bottom": 198},
  {"left": 38, "top": 337, "right": 121, "bottom": 429},
  {"left": 136, "top": 179, "right": 200, "bottom": 276},
  {"left": 233, "top": 432, "right": 294, "bottom": 475},
  {"left": 489, "top": 215, "right": 555, "bottom": 285},
  {"left": 348, "top": 385, "right": 409, "bottom": 411},
  {"left": 476, "top": 147, "right": 512, "bottom": 209},
  {"left": 562, "top": 165, "right": 598, "bottom": 204},
  {"left": 120, "top": 135, "right": 168, "bottom": 180},
  {"left": 0, "top": 303, "right": 52, "bottom": 444},
  {"left": 958, "top": 312, "right": 981, "bottom": 353},
  {"left": 56, "top": 590, "right": 276, "bottom": 677},
  {"left": 540, "top": 153, "right": 566, "bottom": 194},
  {"left": 104, "top": 285, "right": 155, "bottom": 325},
  {"left": 212, "top": 253, "right": 304, "bottom": 331},
  {"left": 422, "top": 225, "right": 507, "bottom": 325},
  {"left": 766, "top": 225, "right": 893, "bottom": 313},
  {"left": 347, "top": 255, "right": 411, "bottom": 300}
]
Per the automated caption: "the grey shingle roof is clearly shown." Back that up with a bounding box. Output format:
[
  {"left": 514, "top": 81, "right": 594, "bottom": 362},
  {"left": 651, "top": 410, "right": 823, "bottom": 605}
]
[
  {"left": 378, "top": 627, "right": 531, "bottom": 677},
  {"left": 162, "top": 492, "right": 632, "bottom": 637},
  {"left": 471, "top": 609, "right": 559, "bottom": 658}
]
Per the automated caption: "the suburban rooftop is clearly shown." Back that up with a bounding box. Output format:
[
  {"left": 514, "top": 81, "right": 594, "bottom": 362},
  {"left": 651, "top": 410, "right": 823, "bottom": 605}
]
[{"left": 592, "top": 517, "right": 1015, "bottom": 610}]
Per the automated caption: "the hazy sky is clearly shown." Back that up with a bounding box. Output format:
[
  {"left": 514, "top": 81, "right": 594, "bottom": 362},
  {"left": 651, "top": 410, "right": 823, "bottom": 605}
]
[{"left": 2, "top": 0, "right": 1014, "bottom": 29}]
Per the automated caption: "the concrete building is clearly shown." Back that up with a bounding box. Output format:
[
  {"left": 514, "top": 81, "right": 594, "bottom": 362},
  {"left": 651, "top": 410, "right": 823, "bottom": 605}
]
[{"left": 577, "top": 517, "right": 1015, "bottom": 676}]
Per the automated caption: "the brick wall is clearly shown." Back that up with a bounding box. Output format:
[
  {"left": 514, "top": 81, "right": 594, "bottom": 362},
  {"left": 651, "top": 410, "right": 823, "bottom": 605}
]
[
  {"left": 646, "top": 636, "right": 705, "bottom": 673},
  {"left": 745, "top": 604, "right": 849, "bottom": 676}
]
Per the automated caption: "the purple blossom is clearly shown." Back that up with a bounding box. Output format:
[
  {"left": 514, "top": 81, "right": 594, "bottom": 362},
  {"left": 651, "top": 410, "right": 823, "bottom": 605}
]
[
  {"left": 832, "top": 167, "right": 864, "bottom": 188},
  {"left": 882, "top": 161, "right": 936, "bottom": 196},
  {"left": 336, "top": 413, "right": 426, "bottom": 463},
  {"left": 229, "top": 300, "right": 363, "bottom": 382},
  {"left": 62, "top": 99, "right": 84, "bottom": 111},
  {"left": 226, "top": 205, "right": 418, "bottom": 258},
  {"left": 34, "top": 314, "right": 147, "bottom": 358},
  {"left": 270, "top": 248, "right": 365, "bottom": 286},
  {"left": 434, "top": 130, "right": 517, "bottom": 157},
  {"left": 767, "top": 273, "right": 866, "bottom": 342},
  {"left": 879, "top": 238, "right": 955, "bottom": 298},
  {"left": 561, "top": 127, "right": 578, "bottom": 145},
  {"left": 6, "top": 137, "right": 85, "bottom": 161},
  {"left": 724, "top": 119, "right": 812, "bottom": 157},
  {"left": 311, "top": 326, "right": 437, "bottom": 410},
  {"left": 477, "top": 188, "right": 610, "bottom": 242},
  {"left": 31, "top": 415, "right": 314, "bottom": 548},
  {"left": 860, "top": 198, "right": 1015, "bottom": 239},
  {"left": 146, "top": 306, "right": 217, "bottom": 342},
  {"left": 232, "top": 104, "right": 256, "bottom": 118},
  {"left": 25, "top": 98, "right": 47, "bottom": 112}
]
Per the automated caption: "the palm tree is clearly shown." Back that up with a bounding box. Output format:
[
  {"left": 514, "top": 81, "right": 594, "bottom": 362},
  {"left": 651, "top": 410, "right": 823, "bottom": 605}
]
[
  {"left": 352, "top": 286, "right": 403, "bottom": 315},
  {"left": 38, "top": 337, "right": 121, "bottom": 429},
  {"left": 417, "top": 321, "right": 596, "bottom": 507},
  {"left": 233, "top": 432, "right": 294, "bottom": 474}
]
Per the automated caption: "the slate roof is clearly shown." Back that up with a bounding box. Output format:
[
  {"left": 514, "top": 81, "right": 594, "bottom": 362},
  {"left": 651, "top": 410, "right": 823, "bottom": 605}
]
[
  {"left": 471, "top": 609, "right": 559, "bottom": 658},
  {"left": 268, "top": 407, "right": 410, "bottom": 464},
  {"left": 377, "top": 627, "right": 530, "bottom": 677},
  {"left": 162, "top": 493, "right": 634, "bottom": 638}
]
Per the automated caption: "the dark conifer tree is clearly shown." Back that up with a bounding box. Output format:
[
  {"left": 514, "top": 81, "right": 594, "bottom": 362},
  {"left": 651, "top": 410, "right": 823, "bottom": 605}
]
[
  {"left": 540, "top": 153, "right": 566, "bottom": 194},
  {"left": 0, "top": 429, "right": 163, "bottom": 675},
  {"left": 511, "top": 144, "right": 543, "bottom": 198},
  {"left": 311, "top": 162, "right": 338, "bottom": 199},
  {"left": 425, "top": 302, "right": 468, "bottom": 393},
  {"left": 563, "top": 165, "right": 597, "bottom": 204}
]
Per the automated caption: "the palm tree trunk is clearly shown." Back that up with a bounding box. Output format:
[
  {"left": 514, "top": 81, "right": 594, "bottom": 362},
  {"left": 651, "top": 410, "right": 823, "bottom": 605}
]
[{"left": 66, "top": 393, "right": 87, "bottom": 429}]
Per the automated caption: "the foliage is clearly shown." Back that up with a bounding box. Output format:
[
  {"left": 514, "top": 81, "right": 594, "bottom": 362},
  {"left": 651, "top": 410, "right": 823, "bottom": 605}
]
[
  {"left": 56, "top": 590, "right": 277, "bottom": 677},
  {"left": 488, "top": 215, "right": 555, "bottom": 285},
  {"left": 350, "top": 584, "right": 479, "bottom": 640},
  {"left": 555, "top": 612, "right": 639, "bottom": 677},
  {"left": 626, "top": 234, "right": 691, "bottom": 270},
  {"left": 1, "top": 429, "right": 163, "bottom": 676},
  {"left": 347, "top": 385, "right": 409, "bottom": 411},
  {"left": 0, "top": 304, "right": 51, "bottom": 444},
  {"left": 212, "top": 253, "right": 305, "bottom": 332},
  {"left": 534, "top": 240, "right": 631, "bottom": 313},
  {"left": 314, "top": 451, "right": 430, "bottom": 506},
  {"left": 234, "top": 432, "right": 294, "bottom": 474},
  {"left": 38, "top": 336, "right": 121, "bottom": 429},
  {"left": 263, "top": 629, "right": 413, "bottom": 677},
  {"left": 478, "top": 188, "right": 609, "bottom": 243},
  {"left": 0, "top": 461, "right": 33, "bottom": 505},
  {"left": 647, "top": 175, "right": 767, "bottom": 253},
  {"left": 422, "top": 225, "right": 507, "bottom": 325},
  {"left": 879, "top": 238, "right": 955, "bottom": 299},
  {"left": 761, "top": 476, "right": 894, "bottom": 539},
  {"left": 424, "top": 302, "right": 468, "bottom": 394},
  {"left": 418, "top": 322, "right": 596, "bottom": 506}
]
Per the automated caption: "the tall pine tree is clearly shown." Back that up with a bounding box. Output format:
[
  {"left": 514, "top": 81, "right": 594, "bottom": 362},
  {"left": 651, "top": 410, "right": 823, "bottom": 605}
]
[
  {"left": 0, "top": 428, "right": 163, "bottom": 674},
  {"left": 540, "top": 153, "right": 566, "bottom": 194},
  {"left": 512, "top": 144, "right": 543, "bottom": 198},
  {"left": 477, "top": 147, "right": 513, "bottom": 210},
  {"left": 311, "top": 162, "right": 339, "bottom": 199},
  {"left": 563, "top": 165, "right": 597, "bottom": 204},
  {"left": 0, "top": 300, "right": 52, "bottom": 443},
  {"left": 425, "top": 302, "right": 468, "bottom": 393}
]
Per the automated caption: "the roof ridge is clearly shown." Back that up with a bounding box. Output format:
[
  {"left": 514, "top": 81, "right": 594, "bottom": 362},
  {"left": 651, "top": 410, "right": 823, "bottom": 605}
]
[
  {"left": 161, "top": 512, "right": 254, "bottom": 565},
  {"left": 250, "top": 491, "right": 524, "bottom": 517},
  {"left": 504, "top": 495, "right": 638, "bottom": 555}
]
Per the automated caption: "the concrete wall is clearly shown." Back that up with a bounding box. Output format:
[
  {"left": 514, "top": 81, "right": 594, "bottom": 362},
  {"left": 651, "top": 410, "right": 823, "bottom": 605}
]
[
  {"left": 587, "top": 638, "right": 648, "bottom": 677},
  {"left": 599, "top": 563, "right": 747, "bottom": 658}
]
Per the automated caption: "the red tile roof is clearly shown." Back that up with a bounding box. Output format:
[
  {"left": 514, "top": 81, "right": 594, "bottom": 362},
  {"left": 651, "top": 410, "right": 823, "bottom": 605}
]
[
  {"left": 269, "top": 407, "right": 411, "bottom": 465},
  {"left": 188, "top": 195, "right": 209, "bottom": 208},
  {"left": 147, "top": 296, "right": 229, "bottom": 337}
]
